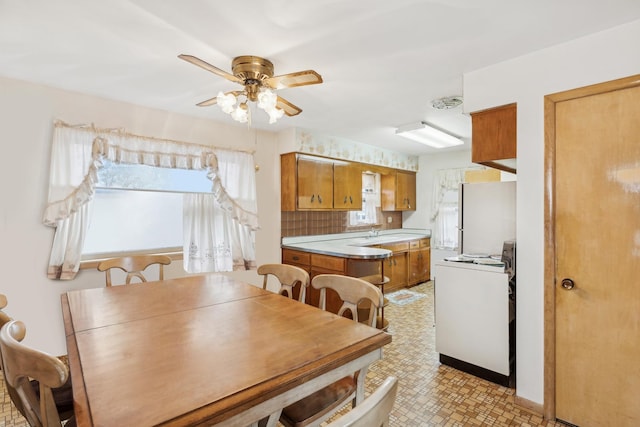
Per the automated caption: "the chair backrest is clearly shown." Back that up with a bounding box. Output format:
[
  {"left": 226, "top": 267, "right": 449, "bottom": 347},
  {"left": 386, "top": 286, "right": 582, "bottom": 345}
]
[
  {"left": 325, "top": 376, "right": 398, "bottom": 427},
  {"left": 0, "top": 320, "right": 70, "bottom": 427},
  {"left": 0, "top": 296, "right": 29, "bottom": 419},
  {"left": 257, "top": 263, "right": 310, "bottom": 303},
  {"left": 97, "top": 254, "right": 172, "bottom": 286},
  {"left": 311, "top": 274, "right": 384, "bottom": 327}
]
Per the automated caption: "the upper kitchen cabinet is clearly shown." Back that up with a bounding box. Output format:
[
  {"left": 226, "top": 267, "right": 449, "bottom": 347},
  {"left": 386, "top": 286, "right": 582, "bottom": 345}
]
[
  {"left": 471, "top": 103, "right": 517, "bottom": 174},
  {"left": 281, "top": 153, "right": 362, "bottom": 211},
  {"left": 333, "top": 161, "right": 363, "bottom": 210},
  {"left": 381, "top": 170, "right": 416, "bottom": 211}
]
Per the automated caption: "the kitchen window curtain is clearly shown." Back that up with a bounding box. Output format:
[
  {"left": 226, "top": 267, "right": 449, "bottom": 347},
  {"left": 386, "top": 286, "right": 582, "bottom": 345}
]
[
  {"left": 43, "top": 121, "right": 258, "bottom": 280},
  {"left": 183, "top": 149, "right": 256, "bottom": 272},
  {"left": 430, "top": 168, "right": 466, "bottom": 250}
]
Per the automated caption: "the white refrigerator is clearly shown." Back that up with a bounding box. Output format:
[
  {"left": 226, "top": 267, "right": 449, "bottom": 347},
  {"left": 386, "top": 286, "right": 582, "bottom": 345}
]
[{"left": 458, "top": 181, "right": 516, "bottom": 256}]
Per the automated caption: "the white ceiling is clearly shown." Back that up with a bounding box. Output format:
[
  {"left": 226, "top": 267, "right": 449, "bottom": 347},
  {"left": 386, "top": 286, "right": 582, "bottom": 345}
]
[{"left": 2, "top": 0, "right": 639, "bottom": 155}]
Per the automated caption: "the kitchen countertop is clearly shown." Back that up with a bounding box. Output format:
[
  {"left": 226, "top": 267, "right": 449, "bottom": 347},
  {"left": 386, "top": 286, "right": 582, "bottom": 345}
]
[{"left": 281, "top": 228, "right": 431, "bottom": 260}]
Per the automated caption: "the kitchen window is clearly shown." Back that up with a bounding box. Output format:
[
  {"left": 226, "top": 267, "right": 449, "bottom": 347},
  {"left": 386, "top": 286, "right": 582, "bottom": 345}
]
[
  {"left": 44, "top": 122, "right": 258, "bottom": 279},
  {"left": 82, "top": 161, "right": 210, "bottom": 258},
  {"left": 349, "top": 172, "right": 380, "bottom": 226}
]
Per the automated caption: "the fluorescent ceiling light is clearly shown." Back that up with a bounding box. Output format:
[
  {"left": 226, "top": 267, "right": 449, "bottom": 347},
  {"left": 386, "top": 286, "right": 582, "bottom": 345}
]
[{"left": 395, "top": 121, "right": 463, "bottom": 148}]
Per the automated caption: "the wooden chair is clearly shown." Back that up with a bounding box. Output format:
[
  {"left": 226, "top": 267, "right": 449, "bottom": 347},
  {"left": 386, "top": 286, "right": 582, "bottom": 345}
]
[
  {"left": 0, "top": 297, "right": 74, "bottom": 425},
  {"left": 257, "top": 264, "right": 310, "bottom": 303},
  {"left": 325, "top": 376, "right": 398, "bottom": 427},
  {"left": 97, "top": 254, "right": 172, "bottom": 286},
  {"left": 279, "top": 274, "right": 384, "bottom": 427},
  {"left": 0, "top": 320, "right": 76, "bottom": 427},
  {"left": 358, "top": 274, "right": 390, "bottom": 331}
]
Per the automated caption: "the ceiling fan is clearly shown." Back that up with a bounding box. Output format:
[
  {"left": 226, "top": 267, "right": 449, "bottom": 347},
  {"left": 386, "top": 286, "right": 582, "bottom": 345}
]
[{"left": 178, "top": 54, "right": 323, "bottom": 123}]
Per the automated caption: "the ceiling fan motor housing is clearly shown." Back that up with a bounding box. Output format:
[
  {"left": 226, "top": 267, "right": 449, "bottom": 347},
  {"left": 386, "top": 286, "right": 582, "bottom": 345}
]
[
  {"left": 232, "top": 56, "right": 274, "bottom": 81},
  {"left": 232, "top": 56, "right": 275, "bottom": 102}
]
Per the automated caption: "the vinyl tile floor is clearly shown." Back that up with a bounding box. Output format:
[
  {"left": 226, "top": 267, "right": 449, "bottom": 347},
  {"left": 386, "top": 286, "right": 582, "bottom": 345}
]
[{"left": 1, "top": 281, "right": 560, "bottom": 426}]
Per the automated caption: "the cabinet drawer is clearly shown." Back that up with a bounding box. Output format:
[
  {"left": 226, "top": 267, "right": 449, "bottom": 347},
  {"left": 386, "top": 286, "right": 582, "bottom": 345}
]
[
  {"left": 420, "top": 238, "right": 430, "bottom": 248},
  {"left": 311, "top": 253, "right": 346, "bottom": 272},
  {"left": 382, "top": 242, "right": 409, "bottom": 253},
  {"left": 409, "top": 240, "right": 420, "bottom": 249},
  {"left": 282, "top": 249, "right": 311, "bottom": 266}
]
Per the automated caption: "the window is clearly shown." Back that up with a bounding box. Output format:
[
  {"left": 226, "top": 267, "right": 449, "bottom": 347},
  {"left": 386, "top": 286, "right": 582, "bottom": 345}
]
[
  {"left": 349, "top": 172, "right": 380, "bottom": 226},
  {"left": 82, "top": 161, "right": 210, "bottom": 258},
  {"left": 433, "top": 189, "right": 459, "bottom": 250},
  {"left": 44, "top": 123, "right": 258, "bottom": 279},
  {"left": 430, "top": 168, "right": 466, "bottom": 250}
]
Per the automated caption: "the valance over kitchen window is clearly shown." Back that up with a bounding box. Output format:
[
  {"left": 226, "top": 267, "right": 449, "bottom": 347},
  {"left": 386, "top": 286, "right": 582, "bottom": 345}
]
[{"left": 43, "top": 121, "right": 258, "bottom": 280}]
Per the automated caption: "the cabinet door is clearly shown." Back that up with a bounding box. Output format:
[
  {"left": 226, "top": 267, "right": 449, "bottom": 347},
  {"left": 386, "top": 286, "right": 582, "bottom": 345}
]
[
  {"left": 333, "top": 162, "right": 363, "bottom": 210},
  {"left": 309, "top": 254, "right": 346, "bottom": 314},
  {"left": 297, "top": 157, "right": 333, "bottom": 209},
  {"left": 409, "top": 247, "right": 430, "bottom": 285},
  {"left": 381, "top": 171, "right": 416, "bottom": 211},
  {"left": 397, "top": 171, "right": 416, "bottom": 210},
  {"left": 471, "top": 103, "right": 517, "bottom": 173},
  {"left": 383, "top": 252, "right": 408, "bottom": 292}
]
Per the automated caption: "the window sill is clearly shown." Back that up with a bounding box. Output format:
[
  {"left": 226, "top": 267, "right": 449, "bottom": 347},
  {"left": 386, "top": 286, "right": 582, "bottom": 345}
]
[{"left": 79, "top": 248, "right": 184, "bottom": 270}]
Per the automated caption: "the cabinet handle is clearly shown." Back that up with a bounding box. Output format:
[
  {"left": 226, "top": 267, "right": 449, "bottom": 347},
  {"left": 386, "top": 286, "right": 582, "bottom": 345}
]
[
  {"left": 407, "top": 198, "right": 411, "bottom": 209},
  {"left": 344, "top": 196, "right": 348, "bottom": 204},
  {"left": 311, "top": 194, "right": 315, "bottom": 203},
  {"left": 292, "top": 256, "right": 300, "bottom": 261},
  {"left": 349, "top": 196, "right": 353, "bottom": 204},
  {"left": 318, "top": 195, "right": 323, "bottom": 204}
]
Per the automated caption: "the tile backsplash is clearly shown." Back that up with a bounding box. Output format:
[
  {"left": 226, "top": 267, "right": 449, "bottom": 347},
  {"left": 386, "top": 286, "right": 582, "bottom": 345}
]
[{"left": 281, "top": 209, "right": 403, "bottom": 237}]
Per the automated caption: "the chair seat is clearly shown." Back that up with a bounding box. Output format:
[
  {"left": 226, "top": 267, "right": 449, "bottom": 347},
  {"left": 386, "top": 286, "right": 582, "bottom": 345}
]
[{"left": 280, "top": 376, "right": 356, "bottom": 427}]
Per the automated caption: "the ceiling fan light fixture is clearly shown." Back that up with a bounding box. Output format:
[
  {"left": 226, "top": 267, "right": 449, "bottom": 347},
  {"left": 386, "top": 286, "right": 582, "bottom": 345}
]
[
  {"left": 217, "top": 91, "right": 237, "bottom": 114},
  {"left": 395, "top": 121, "right": 463, "bottom": 148},
  {"left": 231, "top": 102, "right": 249, "bottom": 123},
  {"left": 257, "top": 88, "right": 278, "bottom": 110},
  {"left": 266, "top": 106, "right": 285, "bottom": 124}
]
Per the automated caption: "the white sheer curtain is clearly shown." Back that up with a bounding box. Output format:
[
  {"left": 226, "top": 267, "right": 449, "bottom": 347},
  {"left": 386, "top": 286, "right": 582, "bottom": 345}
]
[
  {"left": 43, "top": 121, "right": 258, "bottom": 279},
  {"left": 430, "top": 168, "right": 467, "bottom": 250},
  {"left": 183, "top": 150, "right": 257, "bottom": 272}
]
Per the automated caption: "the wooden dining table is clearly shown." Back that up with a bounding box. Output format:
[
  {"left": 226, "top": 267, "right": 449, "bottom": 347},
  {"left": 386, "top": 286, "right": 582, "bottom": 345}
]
[{"left": 61, "top": 274, "right": 392, "bottom": 426}]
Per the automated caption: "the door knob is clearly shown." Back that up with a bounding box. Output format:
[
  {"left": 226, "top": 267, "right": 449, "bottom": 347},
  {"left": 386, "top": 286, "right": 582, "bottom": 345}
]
[{"left": 561, "top": 278, "right": 575, "bottom": 290}]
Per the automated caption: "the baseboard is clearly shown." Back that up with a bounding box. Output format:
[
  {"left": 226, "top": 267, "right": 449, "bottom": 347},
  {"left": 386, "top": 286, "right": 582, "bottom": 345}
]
[
  {"left": 439, "top": 354, "right": 513, "bottom": 388},
  {"left": 514, "top": 395, "right": 544, "bottom": 416}
]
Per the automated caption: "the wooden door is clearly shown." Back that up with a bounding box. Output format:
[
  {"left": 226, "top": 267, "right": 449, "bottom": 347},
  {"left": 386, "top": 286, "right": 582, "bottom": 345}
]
[
  {"left": 297, "top": 157, "right": 333, "bottom": 209},
  {"left": 334, "top": 162, "right": 362, "bottom": 210},
  {"left": 549, "top": 77, "right": 640, "bottom": 426}
]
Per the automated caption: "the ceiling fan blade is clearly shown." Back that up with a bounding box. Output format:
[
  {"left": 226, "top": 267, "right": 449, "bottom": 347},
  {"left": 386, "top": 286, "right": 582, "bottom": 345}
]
[
  {"left": 178, "top": 54, "right": 244, "bottom": 84},
  {"left": 196, "top": 91, "right": 244, "bottom": 107},
  {"left": 276, "top": 96, "right": 302, "bottom": 116},
  {"left": 265, "top": 70, "right": 323, "bottom": 90}
]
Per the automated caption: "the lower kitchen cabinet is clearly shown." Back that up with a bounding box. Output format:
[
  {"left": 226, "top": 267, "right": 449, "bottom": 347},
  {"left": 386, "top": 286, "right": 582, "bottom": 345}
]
[
  {"left": 379, "top": 242, "right": 409, "bottom": 292},
  {"left": 281, "top": 248, "right": 384, "bottom": 315},
  {"left": 409, "top": 238, "right": 431, "bottom": 285},
  {"left": 282, "top": 235, "right": 430, "bottom": 310}
]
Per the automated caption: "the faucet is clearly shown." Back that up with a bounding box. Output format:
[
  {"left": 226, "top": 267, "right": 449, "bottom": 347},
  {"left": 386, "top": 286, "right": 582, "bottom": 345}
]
[{"left": 368, "top": 227, "right": 379, "bottom": 238}]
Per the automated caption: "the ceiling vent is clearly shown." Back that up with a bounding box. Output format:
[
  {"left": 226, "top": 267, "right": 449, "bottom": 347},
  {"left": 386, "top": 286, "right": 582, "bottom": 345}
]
[{"left": 431, "top": 96, "right": 463, "bottom": 110}]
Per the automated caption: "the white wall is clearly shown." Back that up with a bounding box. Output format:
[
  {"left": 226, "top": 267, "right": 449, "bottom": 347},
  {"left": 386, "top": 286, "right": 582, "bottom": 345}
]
[
  {"left": 0, "top": 77, "right": 282, "bottom": 354},
  {"left": 463, "top": 19, "right": 640, "bottom": 405}
]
